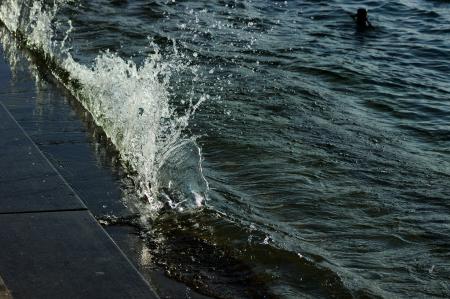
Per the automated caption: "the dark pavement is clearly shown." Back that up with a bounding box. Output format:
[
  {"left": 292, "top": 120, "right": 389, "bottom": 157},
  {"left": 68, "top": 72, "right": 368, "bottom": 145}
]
[{"left": 0, "top": 46, "right": 158, "bottom": 299}]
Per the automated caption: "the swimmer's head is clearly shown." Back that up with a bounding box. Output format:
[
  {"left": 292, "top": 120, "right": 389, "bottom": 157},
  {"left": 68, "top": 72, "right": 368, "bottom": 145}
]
[{"left": 357, "top": 8, "right": 368, "bottom": 20}]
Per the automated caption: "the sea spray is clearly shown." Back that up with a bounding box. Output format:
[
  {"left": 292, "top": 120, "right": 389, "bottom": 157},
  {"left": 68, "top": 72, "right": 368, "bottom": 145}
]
[
  {"left": 0, "top": 0, "right": 21, "bottom": 33},
  {"left": 0, "top": 0, "right": 209, "bottom": 214}
]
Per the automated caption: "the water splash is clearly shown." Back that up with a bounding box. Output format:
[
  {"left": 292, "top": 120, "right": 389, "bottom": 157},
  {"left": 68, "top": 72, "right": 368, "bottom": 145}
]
[{"left": 0, "top": 0, "right": 209, "bottom": 215}]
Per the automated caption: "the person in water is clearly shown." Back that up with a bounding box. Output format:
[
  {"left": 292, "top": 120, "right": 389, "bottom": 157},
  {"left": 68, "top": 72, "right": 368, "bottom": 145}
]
[{"left": 351, "top": 8, "right": 374, "bottom": 29}]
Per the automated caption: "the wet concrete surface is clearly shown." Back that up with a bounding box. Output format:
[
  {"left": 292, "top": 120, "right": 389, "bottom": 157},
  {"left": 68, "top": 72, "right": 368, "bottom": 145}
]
[
  {"left": 0, "top": 62, "right": 129, "bottom": 217},
  {"left": 0, "top": 37, "right": 158, "bottom": 298},
  {"left": 0, "top": 211, "right": 157, "bottom": 299},
  {"left": 0, "top": 103, "right": 86, "bottom": 213},
  {"left": 0, "top": 101, "right": 158, "bottom": 298}
]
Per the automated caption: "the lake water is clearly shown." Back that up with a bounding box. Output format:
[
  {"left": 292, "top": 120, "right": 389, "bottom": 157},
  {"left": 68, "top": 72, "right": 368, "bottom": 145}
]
[{"left": 1, "top": 0, "right": 449, "bottom": 298}]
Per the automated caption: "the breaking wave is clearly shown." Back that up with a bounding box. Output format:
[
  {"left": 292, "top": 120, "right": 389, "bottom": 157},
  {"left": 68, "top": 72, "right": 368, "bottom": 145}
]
[{"left": 0, "top": 0, "right": 209, "bottom": 214}]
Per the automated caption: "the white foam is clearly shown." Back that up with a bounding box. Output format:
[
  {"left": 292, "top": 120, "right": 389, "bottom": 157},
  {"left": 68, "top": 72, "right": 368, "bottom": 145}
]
[{"left": 0, "top": 0, "right": 209, "bottom": 215}]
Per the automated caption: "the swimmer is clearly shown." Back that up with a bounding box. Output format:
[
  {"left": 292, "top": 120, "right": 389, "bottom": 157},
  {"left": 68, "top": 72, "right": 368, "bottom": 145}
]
[{"left": 351, "top": 8, "right": 374, "bottom": 30}]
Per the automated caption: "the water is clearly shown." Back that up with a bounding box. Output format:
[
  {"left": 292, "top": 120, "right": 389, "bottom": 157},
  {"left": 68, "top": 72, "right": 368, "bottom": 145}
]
[{"left": 1, "top": 0, "right": 449, "bottom": 298}]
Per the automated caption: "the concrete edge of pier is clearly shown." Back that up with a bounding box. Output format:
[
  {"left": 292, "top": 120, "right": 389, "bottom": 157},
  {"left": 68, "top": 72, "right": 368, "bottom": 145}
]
[{"left": 0, "top": 100, "right": 159, "bottom": 298}]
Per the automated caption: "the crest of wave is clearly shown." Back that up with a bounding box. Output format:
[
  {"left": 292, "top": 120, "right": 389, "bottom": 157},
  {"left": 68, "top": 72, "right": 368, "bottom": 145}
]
[
  {"left": 0, "top": 0, "right": 58, "bottom": 54},
  {"left": 0, "top": 0, "right": 21, "bottom": 33},
  {"left": 0, "top": 0, "right": 209, "bottom": 215}
]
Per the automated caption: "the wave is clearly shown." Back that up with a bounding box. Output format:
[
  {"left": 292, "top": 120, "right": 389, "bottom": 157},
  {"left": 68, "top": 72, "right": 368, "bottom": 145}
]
[{"left": 0, "top": 0, "right": 209, "bottom": 215}]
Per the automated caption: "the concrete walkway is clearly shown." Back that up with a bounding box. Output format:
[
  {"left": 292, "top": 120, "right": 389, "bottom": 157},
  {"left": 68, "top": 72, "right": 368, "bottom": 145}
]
[{"left": 0, "top": 80, "right": 158, "bottom": 298}]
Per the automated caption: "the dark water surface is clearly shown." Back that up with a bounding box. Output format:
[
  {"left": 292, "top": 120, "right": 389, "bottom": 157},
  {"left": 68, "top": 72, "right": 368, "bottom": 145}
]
[{"left": 1, "top": 0, "right": 450, "bottom": 298}]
